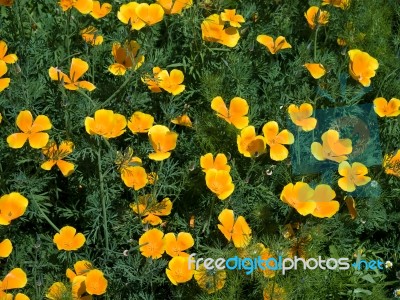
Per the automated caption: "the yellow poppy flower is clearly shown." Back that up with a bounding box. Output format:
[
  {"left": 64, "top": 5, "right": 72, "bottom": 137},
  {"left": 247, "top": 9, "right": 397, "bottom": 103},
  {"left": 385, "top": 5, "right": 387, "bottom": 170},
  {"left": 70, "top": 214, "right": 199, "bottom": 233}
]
[
  {"left": 237, "top": 126, "right": 266, "bottom": 157},
  {"left": 127, "top": 111, "right": 154, "bottom": 133},
  {"left": 81, "top": 26, "right": 103, "bottom": 46},
  {"left": 201, "top": 14, "right": 240, "bottom": 47},
  {"left": 0, "top": 40, "right": 18, "bottom": 64},
  {"left": 220, "top": 9, "right": 245, "bottom": 27},
  {"left": 217, "top": 209, "right": 251, "bottom": 248},
  {"left": 0, "top": 61, "right": 10, "bottom": 92},
  {"left": 157, "top": 69, "right": 185, "bottom": 95},
  {"left": 348, "top": 49, "right": 379, "bottom": 87},
  {"left": 135, "top": 3, "right": 164, "bottom": 26},
  {"left": 41, "top": 141, "right": 75, "bottom": 177},
  {"left": 0, "top": 192, "right": 28, "bottom": 225},
  {"left": 256, "top": 35, "right": 291, "bottom": 54},
  {"left": 58, "top": 0, "right": 93, "bottom": 14},
  {"left": 118, "top": 2, "right": 145, "bottom": 30},
  {"left": 311, "top": 184, "right": 339, "bottom": 218},
  {"left": 142, "top": 66, "right": 163, "bottom": 93},
  {"left": 383, "top": 150, "right": 400, "bottom": 177},
  {"left": 373, "top": 97, "right": 400, "bottom": 117},
  {"left": 0, "top": 0, "right": 13, "bottom": 6},
  {"left": 211, "top": 96, "right": 249, "bottom": 129},
  {"left": 148, "top": 125, "right": 178, "bottom": 161},
  {"left": 164, "top": 232, "right": 194, "bottom": 257},
  {"left": 338, "top": 161, "right": 371, "bottom": 192},
  {"left": 171, "top": 114, "right": 192, "bottom": 127},
  {"left": 90, "top": 1, "right": 112, "bottom": 19},
  {"left": 53, "top": 226, "right": 86, "bottom": 251},
  {"left": 200, "top": 153, "right": 231, "bottom": 173},
  {"left": 194, "top": 263, "right": 226, "bottom": 294},
  {"left": 0, "top": 239, "right": 12, "bottom": 258},
  {"left": 288, "top": 103, "right": 317, "bottom": 131},
  {"left": 166, "top": 256, "right": 194, "bottom": 285},
  {"left": 121, "top": 166, "right": 148, "bottom": 190},
  {"left": 46, "top": 282, "right": 69, "bottom": 300},
  {"left": 156, "top": 0, "right": 192, "bottom": 15},
  {"left": 280, "top": 182, "right": 316, "bottom": 216},
  {"left": 304, "top": 63, "right": 326, "bottom": 79},
  {"left": 0, "top": 268, "right": 27, "bottom": 297},
  {"left": 108, "top": 41, "right": 144, "bottom": 76},
  {"left": 304, "top": 6, "right": 329, "bottom": 30},
  {"left": 85, "top": 269, "right": 107, "bottom": 295},
  {"left": 205, "top": 169, "right": 235, "bottom": 200},
  {"left": 49, "top": 58, "right": 96, "bottom": 91},
  {"left": 138, "top": 228, "right": 165, "bottom": 259},
  {"left": 311, "top": 129, "right": 352, "bottom": 163},
  {"left": 262, "top": 121, "right": 294, "bottom": 161},
  {"left": 130, "top": 195, "right": 172, "bottom": 225},
  {"left": 85, "top": 109, "right": 127, "bottom": 139},
  {"left": 322, "top": 0, "right": 350, "bottom": 9},
  {"left": 71, "top": 275, "right": 88, "bottom": 300},
  {"left": 66, "top": 260, "right": 93, "bottom": 281}
]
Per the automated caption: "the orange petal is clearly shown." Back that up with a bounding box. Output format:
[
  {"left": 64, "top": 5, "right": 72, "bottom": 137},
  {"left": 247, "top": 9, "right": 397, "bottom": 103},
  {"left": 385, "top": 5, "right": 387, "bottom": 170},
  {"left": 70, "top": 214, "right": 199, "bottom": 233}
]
[
  {"left": 269, "top": 144, "right": 289, "bottom": 161},
  {"left": 1, "top": 268, "right": 27, "bottom": 290},
  {"left": 312, "top": 201, "right": 339, "bottom": 218},
  {"left": 0, "top": 239, "right": 12, "bottom": 258},
  {"left": 7, "top": 133, "right": 29, "bottom": 148},
  {"left": 28, "top": 132, "right": 50, "bottom": 148},
  {"left": 85, "top": 269, "right": 108, "bottom": 295},
  {"left": 16, "top": 110, "right": 33, "bottom": 132},
  {"left": 31, "top": 115, "right": 52, "bottom": 132},
  {"left": 57, "top": 160, "right": 75, "bottom": 177},
  {"left": 70, "top": 58, "right": 89, "bottom": 82},
  {"left": 304, "top": 63, "right": 326, "bottom": 79},
  {"left": 73, "top": 0, "right": 93, "bottom": 14}
]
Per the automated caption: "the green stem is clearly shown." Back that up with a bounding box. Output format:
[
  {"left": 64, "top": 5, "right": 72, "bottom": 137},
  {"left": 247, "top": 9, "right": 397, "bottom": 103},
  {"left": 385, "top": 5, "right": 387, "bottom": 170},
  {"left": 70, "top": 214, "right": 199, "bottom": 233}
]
[
  {"left": 102, "top": 74, "right": 133, "bottom": 107},
  {"left": 31, "top": 195, "right": 60, "bottom": 232},
  {"left": 153, "top": 161, "right": 164, "bottom": 200},
  {"left": 202, "top": 197, "right": 215, "bottom": 234},
  {"left": 65, "top": 10, "right": 72, "bottom": 57},
  {"left": 76, "top": 89, "right": 97, "bottom": 108},
  {"left": 314, "top": 27, "right": 319, "bottom": 61}
]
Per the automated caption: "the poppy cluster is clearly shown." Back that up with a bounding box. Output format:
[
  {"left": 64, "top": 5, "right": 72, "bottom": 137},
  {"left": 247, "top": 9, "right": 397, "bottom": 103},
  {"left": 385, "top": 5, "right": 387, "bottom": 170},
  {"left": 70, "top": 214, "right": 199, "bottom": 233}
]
[
  {"left": 58, "top": 0, "right": 111, "bottom": 17},
  {"left": 118, "top": 2, "right": 164, "bottom": 31}
]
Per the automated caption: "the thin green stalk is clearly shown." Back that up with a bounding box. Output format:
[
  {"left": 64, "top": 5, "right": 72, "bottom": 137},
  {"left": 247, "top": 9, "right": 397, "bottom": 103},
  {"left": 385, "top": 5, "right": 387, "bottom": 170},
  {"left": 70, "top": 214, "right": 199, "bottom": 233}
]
[
  {"left": 153, "top": 161, "right": 164, "bottom": 200},
  {"left": 76, "top": 88, "right": 97, "bottom": 107},
  {"left": 65, "top": 10, "right": 72, "bottom": 57},
  {"left": 102, "top": 74, "right": 133, "bottom": 107},
  {"left": 30, "top": 195, "right": 60, "bottom": 232},
  {"left": 202, "top": 197, "right": 216, "bottom": 234},
  {"left": 314, "top": 27, "right": 319, "bottom": 61}
]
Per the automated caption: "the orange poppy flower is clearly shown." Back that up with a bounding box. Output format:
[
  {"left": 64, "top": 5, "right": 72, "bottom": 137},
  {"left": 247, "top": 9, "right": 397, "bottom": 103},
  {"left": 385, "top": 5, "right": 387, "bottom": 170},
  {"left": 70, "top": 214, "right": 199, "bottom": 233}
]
[
  {"left": 338, "top": 161, "right": 371, "bottom": 192},
  {"left": 135, "top": 3, "right": 164, "bottom": 25},
  {"left": 66, "top": 260, "right": 93, "bottom": 282},
  {"left": 53, "top": 226, "right": 86, "bottom": 251},
  {"left": 280, "top": 182, "right": 316, "bottom": 216},
  {"left": 200, "top": 153, "right": 231, "bottom": 173},
  {"left": 81, "top": 26, "right": 103, "bottom": 46},
  {"left": 0, "top": 61, "right": 10, "bottom": 92},
  {"left": 121, "top": 166, "right": 148, "bottom": 190},
  {"left": 164, "top": 232, "right": 194, "bottom": 257},
  {"left": 0, "top": 268, "right": 27, "bottom": 297},
  {"left": 373, "top": 97, "right": 400, "bottom": 117},
  {"left": 0, "top": 40, "right": 18, "bottom": 64},
  {"left": 383, "top": 150, "right": 400, "bottom": 177},
  {"left": 71, "top": 275, "right": 88, "bottom": 300},
  {"left": 142, "top": 66, "right": 163, "bottom": 93},
  {"left": 138, "top": 228, "right": 165, "bottom": 259},
  {"left": 109, "top": 41, "right": 144, "bottom": 76},
  {"left": 148, "top": 125, "right": 178, "bottom": 161},
  {"left": 311, "top": 184, "right": 339, "bottom": 218},
  {"left": 130, "top": 195, "right": 172, "bottom": 225},
  {"left": 156, "top": 0, "right": 192, "bottom": 15},
  {"left": 0, "top": 192, "right": 28, "bottom": 225},
  {"left": 201, "top": 14, "right": 240, "bottom": 47},
  {"left": 115, "top": 147, "right": 142, "bottom": 174},
  {"left": 217, "top": 209, "right": 251, "bottom": 248},
  {"left": 166, "top": 256, "right": 194, "bottom": 285},
  {"left": 304, "top": 6, "right": 329, "bottom": 30},
  {"left": 0, "top": 239, "right": 12, "bottom": 258},
  {"left": 262, "top": 121, "right": 294, "bottom": 161},
  {"left": 7, "top": 110, "right": 52, "bottom": 149},
  {"left": 157, "top": 69, "right": 185, "bottom": 95},
  {"left": 348, "top": 49, "right": 379, "bottom": 87},
  {"left": 49, "top": 58, "right": 96, "bottom": 91},
  {"left": 171, "top": 114, "right": 192, "bottom": 127},
  {"left": 58, "top": 0, "right": 93, "bottom": 14},
  {"left": 85, "top": 109, "right": 127, "bottom": 139},
  {"left": 311, "top": 129, "right": 352, "bottom": 163},
  {"left": 256, "top": 35, "right": 291, "bottom": 54},
  {"left": 205, "top": 169, "right": 235, "bottom": 200},
  {"left": 211, "top": 96, "right": 249, "bottom": 129},
  {"left": 118, "top": 2, "right": 145, "bottom": 30},
  {"left": 85, "top": 269, "right": 107, "bottom": 295},
  {"left": 220, "top": 9, "right": 245, "bottom": 27},
  {"left": 90, "top": 1, "right": 112, "bottom": 19},
  {"left": 41, "top": 141, "right": 75, "bottom": 177},
  {"left": 322, "top": 0, "right": 350, "bottom": 9},
  {"left": 237, "top": 126, "right": 266, "bottom": 157},
  {"left": 46, "top": 282, "right": 68, "bottom": 299},
  {"left": 194, "top": 262, "right": 226, "bottom": 294},
  {"left": 288, "top": 103, "right": 317, "bottom": 131},
  {"left": 304, "top": 63, "right": 326, "bottom": 79},
  {"left": 127, "top": 111, "right": 154, "bottom": 133},
  {"left": 0, "top": 0, "right": 13, "bottom": 6}
]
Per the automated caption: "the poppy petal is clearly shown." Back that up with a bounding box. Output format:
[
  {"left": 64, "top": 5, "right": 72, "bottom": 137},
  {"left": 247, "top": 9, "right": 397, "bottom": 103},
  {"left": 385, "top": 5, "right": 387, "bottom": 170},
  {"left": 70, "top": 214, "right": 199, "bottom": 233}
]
[
  {"left": 7, "top": 133, "right": 29, "bottom": 148},
  {"left": 31, "top": 115, "right": 52, "bottom": 132},
  {"left": 28, "top": 132, "right": 49, "bottom": 148},
  {"left": 57, "top": 160, "right": 75, "bottom": 177},
  {"left": 1, "top": 268, "right": 27, "bottom": 290},
  {"left": 70, "top": 58, "right": 89, "bottom": 82}
]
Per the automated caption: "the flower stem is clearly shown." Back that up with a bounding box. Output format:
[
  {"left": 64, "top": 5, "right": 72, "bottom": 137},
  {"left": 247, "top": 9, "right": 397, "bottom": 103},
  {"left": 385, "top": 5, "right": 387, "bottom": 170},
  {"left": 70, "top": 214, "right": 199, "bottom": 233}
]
[
  {"left": 202, "top": 197, "right": 215, "bottom": 234},
  {"left": 102, "top": 74, "right": 133, "bottom": 107},
  {"left": 314, "top": 28, "right": 319, "bottom": 61},
  {"left": 30, "top": 194, "right": 60, "bottom": 232}
]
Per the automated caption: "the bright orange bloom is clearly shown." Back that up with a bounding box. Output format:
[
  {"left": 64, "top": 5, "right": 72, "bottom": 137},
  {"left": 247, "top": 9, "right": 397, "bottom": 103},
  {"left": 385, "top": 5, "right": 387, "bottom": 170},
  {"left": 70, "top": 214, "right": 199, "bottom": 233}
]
[
  {"left": 305, "top": 6, "right": 329, "bottom": 30},
  {"left": 85, "top": 269, "right": 107, "bottom": 295},
  {"left": 118, "top": 2, "right": 145, "bottom": 30},
  {"left": 338, "top": 161, "right": 371, "bottom": 192},
  {"left": 81, "top": 26, "right": 103, "bottom": 46},
  {"left": 138, "top": 228, "right": 165, "bottom": 259},
  {"left": 7, "top": 110, "right": 52, "bottom": 149},
  {"left": 156, "top": 0, "right": 192, "bottom": 14},
  {"left": 220, "top": 9, "right": 245, "bottom": 27},
  {"left": 0, "top": 0, "right": 13, "bottom": 6},
  {"left": 90, "top": 1, "right": 112, "bottom": 19},
  {"left": 128, "top": 112, "right": 154, "bottom": 133},
  {"left": 121, "top": 166, "right": 148, "bottom": 190},
  {"left": 58, "top": 0, "right": 93, "bottom": 14},
  {"left": 288, "top": 103, "right": 317, "bottom": 131},
  {"left": 46, "top": 282, "right": 68, "bottom": 300},
  {"left": 311, "top": 184, "right": 339, "bottom": 218},
  {"left": 0, "top": 268, "right": 27, "bottom": 298},
  {"left": 85, "top": 109, "right": 127, "bottom": 139},
  {"left": 0, "top": 61, "right": 10, "bottom": 92},
  {"left": 142, "top": 66, "right": 163, "bottom": 92},
  {"left": 0, "top": 40, "right": 18, "bottom": 64},
  {"left": 217, "top": 209, "right": 251, "bottom": 248},
  {"left": 237, "top": 126, "right": 266, "bottom": 158},
  {"left": 0, "top": 193, "right": 28, "bottom": 225},
  {"left": 66, "top": 260, "right": 93, "bottom": 281},
  {"left": 0, "top": 239, "right": 12, "bottom": 258},
  {"left": 109, "top": 41, "right": 144, "bottom": 76},
  {"left": 200, "top": 153, "right": 231, "bottom": 173},
  {"left": 148, "top": 125, "right": 178, "bottom": 161},
  {"left": 171, "top": 114, "right": 192, "bottom": 127},
  {"left": 373, "top": 97, "right": 400, "bottom": 117},
  {"left": 205, "top": 169, "right": 235, "bottom": 200},
  {"left": 201, "top": 14, "right": 240, "bottom": 47},
  {"left": 262, "top": 121, "right": 294, "bottom": 161},
  {"left": 71, "top": 275, "right": 88, "bottom": 300},
  {"left": 157, "top": 69, "right": 185, "bottom": 95},
  {"left": 115, "top": 147, "right": 142, "bottom": 174},
  {"left": 256, "top": 35, "right": 291, "bottom": 54},
  {"left": 131, "top": 195, "right": 172, "bottom": 225},
  {"left": 49, "top": 58, "right": 96, "bottom": 91},
  {"left": 348, "top": 49, "right": 379, "bottom": 87},
  {"left": 280, "top": 182, "right": 316, "bottom": 216},
  {"left": 322, "top": 0, "right": 350, "bottom": 9},
  {"left": 383, "top": 150, "right": 400, "bottom": 177},
  {"left": 304, "top": 63, "right": 326, "bottom": 79},
  {"left": 166, "top": 256, "right": 194, "bottom": 285},
  {"left": 211, "top": 96, "right": 249, "bottom": 129},
  {"left": 311, "top": 130, "right": 352, "bottom": 163},
  {"left": 41, "top": 141, "right": 75, "bottom": 177},
  {"left": 118, "top": 2, "right": 164, "bottom": 30},
  {"left": 53, "top": 226, "right": 86, "bottom": 251},
  {"left": 164, "top": 232, "right": 194, "bottom": 257}
]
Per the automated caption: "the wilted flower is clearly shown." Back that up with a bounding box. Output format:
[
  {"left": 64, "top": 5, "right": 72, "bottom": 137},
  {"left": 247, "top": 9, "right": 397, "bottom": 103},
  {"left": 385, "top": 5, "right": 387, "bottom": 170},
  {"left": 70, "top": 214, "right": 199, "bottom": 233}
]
[
  {"left": 41, "top": 141, "right": 75, "bottom": 177},
  {"left": 171, "top": 114, "right": 192, "bottom": 127},
  {"left": 53, "top": 226, "right": 86, "bottom": 251},
  {"left": 109, "top": 41, "right": 144, "bottom": 75},
  {"left": 383, "top": 150, "right": 400, "bottom": 177},
  {"left": 0, "top": 0, "right": 13, "bottom": 6},
  {"left": 81, "top": 26, "right": 103, "bottom": 46},
  {"left": 130, "top": 195, "right": 172, "bottom": 225},
  {"left": 305, "top": 6, "right": 329, "bottom": 30},
  {"left": 217, "top": 209, "right": 251, "bottom": 248},
  {"left": 348, "top": 49, "right": 379, "bottom": 87},
  {"left": 256, "top": 35, "right": 291, "bottom": 54}
]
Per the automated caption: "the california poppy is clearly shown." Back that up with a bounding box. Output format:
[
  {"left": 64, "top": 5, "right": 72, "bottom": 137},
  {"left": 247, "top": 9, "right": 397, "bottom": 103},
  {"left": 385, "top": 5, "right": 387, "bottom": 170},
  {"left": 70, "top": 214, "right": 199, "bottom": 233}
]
[
  {"left": 171, "top": 114, "right": 192, "bottom": 127},
  {"left": 311, "top": 184, "right": 339, "bottom": 218},
  {"left": 311, "top": 129, "right": 352, "bottom": 163},
  {"left": 142, "top": 66, "right": 163, "bottom": 92},
  {"left": 41, "top": 141, "right": 75, "bottom": 177},
  {"left": 148, "top": 125, "right": 178, "bottom": 161},
  {"left": 118, "top": 2, "right": 146, "bottom": 30},
  {"left": 194, "top": 263, "right": 226, "bottom": 294},
  {"left": 53, "top": 226, "right": 86, "bottom": 251},
  {"left": 49, "top": 58, "right": 96, "bottom": 91},
  {"left": 0, "top": 239, "right": 12, "bottom": 258},
  {"left": 156, "top": 0, "right": 192, "bottom": 15},
  {"left": 81, "top": 26, "right": 103, "bottom": 46},
  {"left": 237, "top": 126, "right": 266, "bottom": 157},
  {"left": 58, "top": 0, "right": 93, "bottom": 14},
  {"left": 0, "top": 192, "right": 28, "bottom": 225},
  {"left": 305, "top": 6, "right": 329, "bottom": 30},
  {"left": 71, "top": 275, "right": 88, "bottom": 300},
  {"left": 115, "top": 147, "right": 142, "bottom": 173},
  {"left": 164, "top": 232, "right": 194, "bottom": 257},
  {"left": 109, "top": 41, "right": 144, "bottom": 76},
  {"left": 157, "top": 69, "right": 185, "bottom": 95},
  {"left": 85, "top": 269, "right": 107, "bottom": 295},
  {"left": 383, "top": 150, "right": 400, "bottom": 177},
  {"left": 348, "top": 49, "right": 379, "bottom": 87},
  {"left": 138, "top": 228, "right": 165, "bottom": 259},
  {"left": 201, "top": 14, "right": 240, "bottom": 47},
  {"left": 322, "top": 0, "right": 350, "bottom": 9},
  {"left": 304, "top": 63, "right": 326, "bottom": 79},
  {"left": 288, "top": 103, "right": 317, "bottom": 131},
  {"left": 0, "top": 61, "right": 10, "bottom": 92},
  {"left": 130, "top": 195, "right": 172, "bottom": 225},
  {"left": 0, "top": 40, "right": 18, "bottom": 64},
  {"left": 135, "top": 3, "right": 164, "bottom": 26},
  {"left": 85, "top": 109, "right": 127, "bottom": 139},
  {"left": 280, "top": 182, "right": 316, "bottom": 216},
  {"left": 262, "top": 121, "right": 294, "bottom": 161},
  {"left": 166, "top": 256, "right": 194, "bottom": 285},
  {"left": 373, "top": 97, "right": 400, "bottom": 117},
  {"left": 338, "top": 161, "right": 371, "bottom": 192},
  {"left": 127, "top": 111, "right": 154, "bottom": 133},
  {"left": 217, "top": 209, "right": 251, "bottom": 248},
  {"left": 90, "top": 1, "right": 112, "bottom": 19},
  {"left": 200, "top": 153, "right": 231, "bottom": 173},
  {"left": 0, "top": 268, "right": 27, "bottom": 297},
  {"left": 205, "top": 169, "right": 235, "bottom": 200},
  {"left": 211, "top": 96, "right": 249, "bottom": 129},
  {"left": 121, "top": 166, "right": 148, "bottom": 190},
  {"left": 46, "top": 282, "right": 69, "bottom": 300},
  {"left": 256, "top": 35, "right": 291, "bottom": 54},
  {"left": 220, "top": 9, "right": 245, "bottom": 27}
]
